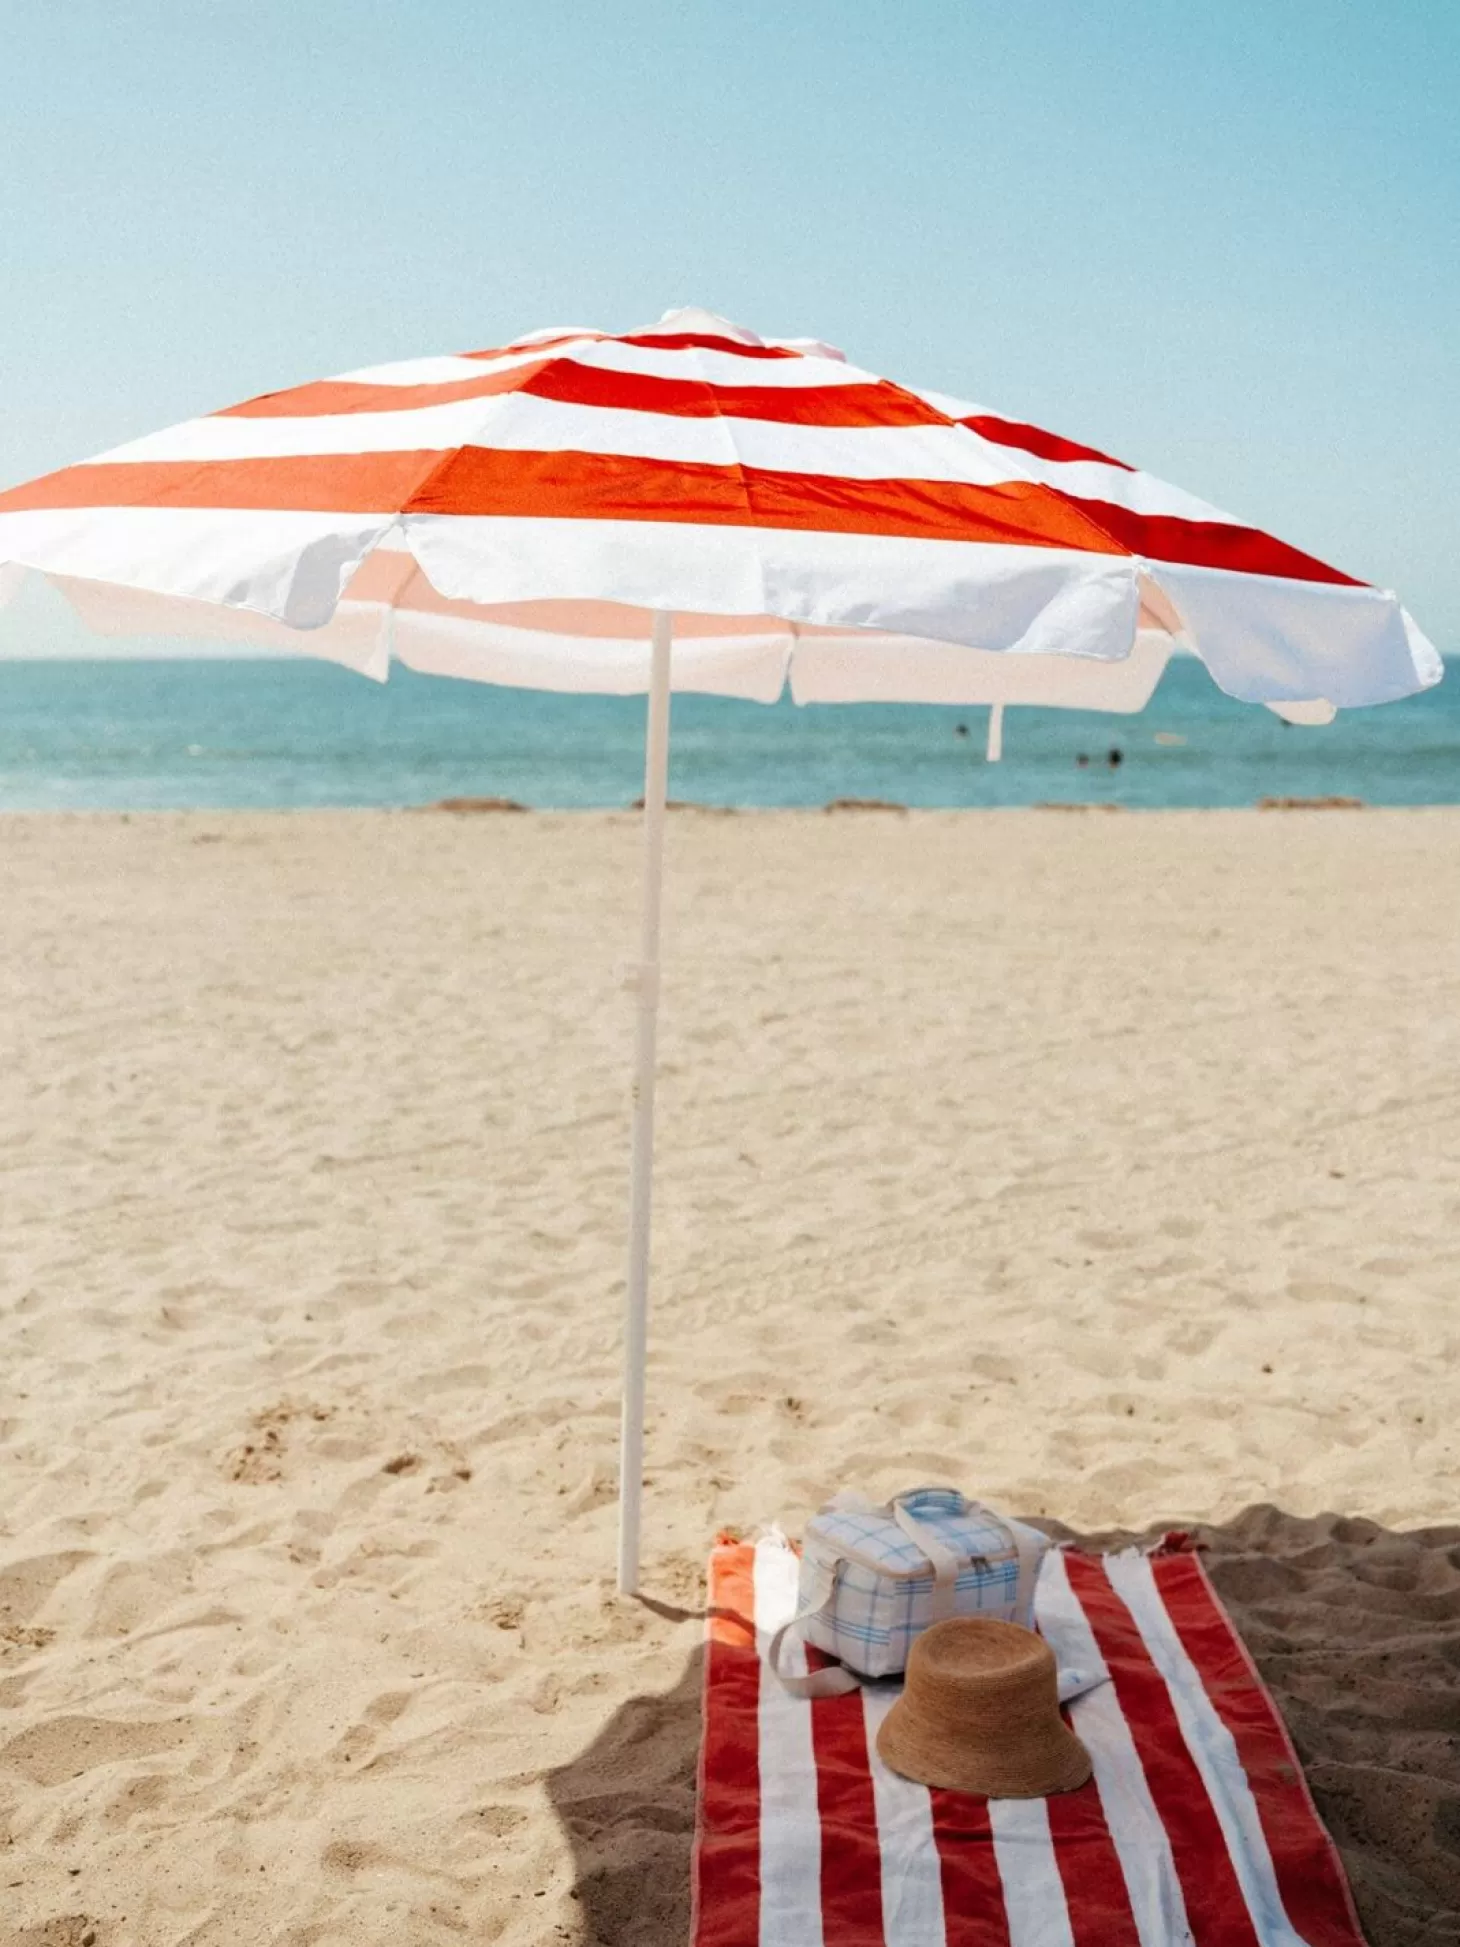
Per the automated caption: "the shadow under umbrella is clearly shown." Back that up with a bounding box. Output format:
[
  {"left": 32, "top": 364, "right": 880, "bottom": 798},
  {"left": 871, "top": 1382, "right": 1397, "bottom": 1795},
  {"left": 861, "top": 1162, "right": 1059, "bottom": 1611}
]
[{"left": 546, "top": 1638, "right": 706, "bottom": 1947}]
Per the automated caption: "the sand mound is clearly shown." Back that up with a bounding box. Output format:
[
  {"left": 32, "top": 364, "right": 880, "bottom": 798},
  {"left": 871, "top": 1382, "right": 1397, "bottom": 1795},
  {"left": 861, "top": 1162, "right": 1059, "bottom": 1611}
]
[
  {"left": 1032, "top": 1510, "right": 1460, "bottom": 1947},
  {"left": 1204, "top": 1508, "right": 1460, "bottom": 1947}
]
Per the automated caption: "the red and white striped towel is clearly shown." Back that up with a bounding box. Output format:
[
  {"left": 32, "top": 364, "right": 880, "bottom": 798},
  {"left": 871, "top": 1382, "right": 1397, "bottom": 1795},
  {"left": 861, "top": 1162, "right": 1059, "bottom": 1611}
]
[{"left": 693, "top": 1537, "right": 1365, "bottom": 1947}]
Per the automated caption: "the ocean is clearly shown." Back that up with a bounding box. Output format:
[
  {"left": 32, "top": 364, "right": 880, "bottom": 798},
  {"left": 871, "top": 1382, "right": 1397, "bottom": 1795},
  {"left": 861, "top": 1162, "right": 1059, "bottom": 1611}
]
[{"left": 0, "top": 656, "right": 1454, "bottom": 811}]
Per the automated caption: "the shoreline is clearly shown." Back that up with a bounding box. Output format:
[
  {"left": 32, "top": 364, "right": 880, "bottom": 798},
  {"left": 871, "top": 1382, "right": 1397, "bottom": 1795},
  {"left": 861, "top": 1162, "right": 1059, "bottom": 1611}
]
[{"left": 2, "top": 797, "right": 1455, "bottom": 818}]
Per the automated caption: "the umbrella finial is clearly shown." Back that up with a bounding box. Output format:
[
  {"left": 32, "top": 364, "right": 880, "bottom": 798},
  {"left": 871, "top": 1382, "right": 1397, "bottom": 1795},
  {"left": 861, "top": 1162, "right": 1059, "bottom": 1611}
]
[
  {"left": 654, "top": 306, "right": 765, "bottom": 345},
  {"left": 654, "top": 307, "right": 849, "bottom": 363}
]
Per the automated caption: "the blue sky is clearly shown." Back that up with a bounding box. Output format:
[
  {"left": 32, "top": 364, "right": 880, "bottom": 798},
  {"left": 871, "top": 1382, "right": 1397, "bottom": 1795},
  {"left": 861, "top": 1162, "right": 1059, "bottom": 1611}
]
[{"left": 2, "top": 0, "right": 1456, "bottom": 646}]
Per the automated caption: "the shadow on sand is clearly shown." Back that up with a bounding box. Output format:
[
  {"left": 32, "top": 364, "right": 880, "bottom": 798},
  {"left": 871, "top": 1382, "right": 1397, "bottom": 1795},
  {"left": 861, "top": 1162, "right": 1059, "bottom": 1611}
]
[
  {"left": 546, "top": 1639, "right": 705, "bottom": 1947},
  {"left": 547, "top": 1508, "right": 1460, "bottom": 1947}
]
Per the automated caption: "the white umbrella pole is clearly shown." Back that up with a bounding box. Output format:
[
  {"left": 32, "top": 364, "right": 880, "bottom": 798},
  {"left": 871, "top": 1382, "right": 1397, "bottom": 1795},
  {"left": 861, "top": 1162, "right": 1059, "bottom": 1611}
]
[
  {"left": 986, "top": 701, "right": 1005, "bottom": 762},
  {"left": 617, "top": 609, "right": 673, "bottom": 1595}
]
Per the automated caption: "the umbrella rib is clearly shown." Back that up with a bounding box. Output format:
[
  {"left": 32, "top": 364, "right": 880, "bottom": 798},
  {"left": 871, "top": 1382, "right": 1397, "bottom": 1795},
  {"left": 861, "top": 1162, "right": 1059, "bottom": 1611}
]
[{"left": 688, "top": 346, "right": 773, "bottom": 617}]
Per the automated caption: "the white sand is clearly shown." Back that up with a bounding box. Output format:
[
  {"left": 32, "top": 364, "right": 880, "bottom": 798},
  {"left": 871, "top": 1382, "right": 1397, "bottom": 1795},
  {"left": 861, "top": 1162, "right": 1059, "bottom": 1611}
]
[{"left": 1, "top": 807, "right": 1456, "bottom": 1944}]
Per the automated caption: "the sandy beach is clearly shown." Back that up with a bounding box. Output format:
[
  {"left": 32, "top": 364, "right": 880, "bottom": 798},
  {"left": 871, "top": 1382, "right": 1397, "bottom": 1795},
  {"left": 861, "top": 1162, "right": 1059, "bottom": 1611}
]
[{"left": 1, "top": 806, "right": 1457, "bottom": 1945}]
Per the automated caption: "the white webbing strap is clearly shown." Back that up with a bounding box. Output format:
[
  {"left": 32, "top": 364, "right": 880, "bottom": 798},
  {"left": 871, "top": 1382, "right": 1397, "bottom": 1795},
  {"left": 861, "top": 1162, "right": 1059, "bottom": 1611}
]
[
  {"left": 765, "top": 1555, "right": 861, "bottom": 1699},
  {"left": 1008, "top": 1518, "right": 1042, "bottom": 1624},
  {"left": 959, "top": 1498, "right": 1044, "bottom": 1626},
  {"left": 889, "top": 1494, "right": 963, "bottom": 1622},
  {"left": 768, "top": 1494, "right": 968, "bottom": 1697}
]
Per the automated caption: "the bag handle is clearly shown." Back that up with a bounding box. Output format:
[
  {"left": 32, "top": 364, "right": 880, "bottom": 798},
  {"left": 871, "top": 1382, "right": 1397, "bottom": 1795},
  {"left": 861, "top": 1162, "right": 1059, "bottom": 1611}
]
[
  {"left": 889, "top": 1494, "right": 963, "bottom": 1622},
  {"left": 765, "top": 1554, "right": 862, "bottom": 1699},
  {"left": 899, "top": 1487, "right": 1043, "bottom": 1627},
  {"left": 886, "top": 1487, "right": 1037, "bottom": 1627}
]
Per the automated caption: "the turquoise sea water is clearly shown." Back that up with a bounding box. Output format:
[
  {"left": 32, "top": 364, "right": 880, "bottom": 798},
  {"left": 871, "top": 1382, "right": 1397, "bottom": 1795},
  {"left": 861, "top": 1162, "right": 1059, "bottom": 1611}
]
[{"left": 0, "top": 657, "right": 1454, "bottom": 811}]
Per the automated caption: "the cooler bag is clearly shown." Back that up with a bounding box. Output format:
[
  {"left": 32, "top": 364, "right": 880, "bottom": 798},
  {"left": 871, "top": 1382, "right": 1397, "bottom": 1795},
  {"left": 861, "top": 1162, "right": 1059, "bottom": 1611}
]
[{"left": 767, "top": 1485, "right": 1047, "bottom": 1698}]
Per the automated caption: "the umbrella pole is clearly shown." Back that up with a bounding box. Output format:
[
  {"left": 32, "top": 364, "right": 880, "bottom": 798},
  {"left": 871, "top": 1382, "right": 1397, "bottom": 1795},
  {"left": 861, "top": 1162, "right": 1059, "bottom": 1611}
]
[
  {"left": 617, "top": 609, "right": 673, "bottom": 1595},
  {"left": 986, "top": 701, "right": 1005, "bottom": 762}
]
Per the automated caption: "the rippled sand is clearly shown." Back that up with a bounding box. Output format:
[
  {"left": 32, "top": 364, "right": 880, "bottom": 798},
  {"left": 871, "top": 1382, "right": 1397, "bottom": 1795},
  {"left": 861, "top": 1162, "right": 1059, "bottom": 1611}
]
[{"left": 1, "top": 808, "right": 1456, "bottom": 1944}]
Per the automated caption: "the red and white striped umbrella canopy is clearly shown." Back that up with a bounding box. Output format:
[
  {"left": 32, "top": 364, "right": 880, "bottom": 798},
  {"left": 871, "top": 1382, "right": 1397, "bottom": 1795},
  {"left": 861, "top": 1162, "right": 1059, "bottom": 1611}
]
[
  {"left": 0, "top": 308, "right": 1440, "bottom": 712},
  {"left": 1, "top": 308, "right": 1442, "bottom": 1593}
]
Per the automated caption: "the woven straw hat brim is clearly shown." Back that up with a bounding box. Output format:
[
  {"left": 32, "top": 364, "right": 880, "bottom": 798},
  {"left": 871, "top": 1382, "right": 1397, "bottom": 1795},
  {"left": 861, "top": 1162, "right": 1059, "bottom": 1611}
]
[{"left": 876, "top": 1701, "right": 1092, "bottom": 1799}]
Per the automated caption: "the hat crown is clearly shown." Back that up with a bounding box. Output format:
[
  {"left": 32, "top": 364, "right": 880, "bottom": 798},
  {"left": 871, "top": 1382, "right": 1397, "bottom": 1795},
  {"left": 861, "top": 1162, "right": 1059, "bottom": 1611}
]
[
  {"left": 876, "top": 1618, "right": 1092, "bottom": 1800},
  {"left": 904, "top": 1619, "right": 1058, "bottom": 1736},
  {"left": 911, "top": 1617, "right": 1054, "bottom": 1700}
]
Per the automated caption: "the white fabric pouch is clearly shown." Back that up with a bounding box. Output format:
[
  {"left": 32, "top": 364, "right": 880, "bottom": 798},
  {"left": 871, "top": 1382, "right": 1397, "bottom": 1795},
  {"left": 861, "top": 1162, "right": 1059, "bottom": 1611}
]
[{"left": 768, "top": 1485, "right": 1047, "bottom": 1698}]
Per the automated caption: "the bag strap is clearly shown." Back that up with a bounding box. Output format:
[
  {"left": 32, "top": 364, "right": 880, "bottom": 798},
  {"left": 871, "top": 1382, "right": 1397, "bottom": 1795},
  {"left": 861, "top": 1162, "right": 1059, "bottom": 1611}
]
[
  {"left": 889, "top": 1494, "right": 964, "bottom": 1622},
  {"left": 960, "top": 1498, "right": 1043, "bottom": 1624},
  {"left": 1008, "top": 1519, "right": 1042, "bottom": 1624},
  {"left": 893, "top": 1493, "right": 1042, "bottom": 1626},
  {"left": 765, "top": 1554, "right": 862, "bottom": 1699},
  {"left": 768, "top": 1494, "right": 972, "bottom": 1695}
]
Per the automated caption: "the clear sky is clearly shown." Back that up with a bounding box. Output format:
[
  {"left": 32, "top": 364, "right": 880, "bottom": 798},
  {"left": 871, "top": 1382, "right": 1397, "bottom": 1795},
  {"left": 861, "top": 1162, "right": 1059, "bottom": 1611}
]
[{"left": 3, "top": 0, "right": 1456, "bottom": 646}]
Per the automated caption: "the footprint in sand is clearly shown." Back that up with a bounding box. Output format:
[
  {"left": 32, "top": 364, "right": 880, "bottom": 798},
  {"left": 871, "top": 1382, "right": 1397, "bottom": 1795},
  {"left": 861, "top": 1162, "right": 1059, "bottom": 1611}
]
[
  {"left": 8, "top": 1917, "right": 101, "bottom": 1947},
  {"left": 1077, "top": 1227, "right": 1142, "bottom": 1253},
  {"left": 222, "top": 1399, "right": 335, "bottom": 1484},
  {"left": 470, "top": 1802, "right": 529, "bottom": 1837},
  {"left": 83, "top": 1554, "right": 197, "bottom": 1640},
  {"left": 322, "top": 1837, "right": 388, "bottom": 1875},
  {"left": 0, "top": 1551, "right": 91, "bottom": 1631},
  {"left": 0, "top": 1714, "right": 190, "bottom": 1788}
]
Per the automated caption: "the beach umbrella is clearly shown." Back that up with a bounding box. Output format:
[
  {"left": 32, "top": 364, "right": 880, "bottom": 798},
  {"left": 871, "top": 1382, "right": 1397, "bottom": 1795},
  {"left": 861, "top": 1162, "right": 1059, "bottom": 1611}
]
[{"left": 0, "top": 307, "right": 1441, "bottom": 1590}]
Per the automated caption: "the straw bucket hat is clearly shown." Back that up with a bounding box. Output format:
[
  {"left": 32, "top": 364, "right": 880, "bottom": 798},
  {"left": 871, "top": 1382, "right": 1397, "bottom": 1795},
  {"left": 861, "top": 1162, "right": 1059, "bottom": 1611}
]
[{"left": 875, "top": 1617, "right": 1092, "bottom": 1798}]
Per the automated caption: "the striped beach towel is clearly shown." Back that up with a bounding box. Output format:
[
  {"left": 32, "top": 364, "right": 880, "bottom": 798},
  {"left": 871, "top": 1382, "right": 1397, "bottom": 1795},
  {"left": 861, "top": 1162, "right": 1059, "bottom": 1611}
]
[{"left": 693, "top": 1536, "right": 1365, "bottom": 1947}]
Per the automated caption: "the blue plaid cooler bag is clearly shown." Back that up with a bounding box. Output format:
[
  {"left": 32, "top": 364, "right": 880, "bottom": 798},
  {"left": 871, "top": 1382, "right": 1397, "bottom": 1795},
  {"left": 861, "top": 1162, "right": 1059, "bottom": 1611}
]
[{"left": 767, "top": 1486, "right": 1047, "bottom": 1698}]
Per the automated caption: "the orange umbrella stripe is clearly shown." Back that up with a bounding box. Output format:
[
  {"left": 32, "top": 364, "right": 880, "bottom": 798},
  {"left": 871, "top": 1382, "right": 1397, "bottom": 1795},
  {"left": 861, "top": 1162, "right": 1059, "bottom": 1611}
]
[{"left": 0, "top": 450, "right": 1131, "bottom": 552}]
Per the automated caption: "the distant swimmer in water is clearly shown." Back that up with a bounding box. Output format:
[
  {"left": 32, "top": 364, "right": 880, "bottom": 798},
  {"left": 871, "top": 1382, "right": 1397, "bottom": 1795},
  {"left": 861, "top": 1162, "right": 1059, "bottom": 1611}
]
[
  {"left": 1108, "top": 747, "right": 1124, "bottom": 767},
  {"left": 954, "top": 723, "right": 969, "bottom": 739},
  {"left": 1076, "top": 753, "right": 1090, "bottom": 767}
]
